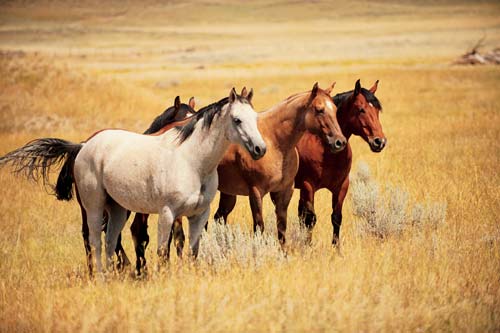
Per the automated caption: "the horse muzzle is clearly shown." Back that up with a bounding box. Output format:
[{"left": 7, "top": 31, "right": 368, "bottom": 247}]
[
  {"left": 245, "top": 140, "right": 267, "bottom": 160},
  {"left": 369, "top": 137, "right": 387, "bottom": 153},
  {"left": 326, "top": 135, "right": 347, "bottom": 153}
]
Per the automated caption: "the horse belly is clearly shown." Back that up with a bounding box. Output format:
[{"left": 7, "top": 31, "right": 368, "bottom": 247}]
[
  {"left": 102, "top": 150, "right": 178, "bottom": 214},
  {"left": 104, "top": 178, "right": 165, "bottom": 214}
]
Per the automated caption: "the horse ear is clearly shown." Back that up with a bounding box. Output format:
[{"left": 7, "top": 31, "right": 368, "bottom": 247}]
[
  {"left": 229, "top": 87, "right": 237, "bottom": 103},
  {"left": 354, "top": 79, "right": 361, "bottom": 96},
  {"left": 311, "top": 82, "right": 319, "bottom": 98},
  {"left": 188, "top": 96, "right": 196, "bottom": 110},
  {"left": 247, "top": 88, "right": 254, "bottom": 103},
  {"left": 324, "top": 81, "right": 336, "bottom": 95},
  {"left": 369, "top": 80, "right": 379, "bottom": 94},
  {"left": 241, "top": 87, "right": 248, "bottom": 98},
  {"left": 174, "top": 96, "right": 181, "bottom": 110}
]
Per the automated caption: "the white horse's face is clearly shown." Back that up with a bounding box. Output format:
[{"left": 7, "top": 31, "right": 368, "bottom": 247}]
[{"left": 225, "top": 89, "right": 266, "bottom": 160}]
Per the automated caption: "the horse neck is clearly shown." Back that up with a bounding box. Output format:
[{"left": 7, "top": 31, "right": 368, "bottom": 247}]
[
  {"left": 177, "top": 116, "right": 229, "bottom": 176},
  {"left": 261, "top": 94, "right": 308, "bottom": 150}
]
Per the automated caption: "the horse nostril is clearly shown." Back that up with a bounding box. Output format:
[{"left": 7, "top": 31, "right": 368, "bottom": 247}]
[
  {"left": 374, "top": 137, "right": 382, "bottom": 146},
  {"left": 334, "top": 139, "right": 345, "bottom": 149},
  {"left": 254, "top": 145, "right": 266, "bottom": 157}
]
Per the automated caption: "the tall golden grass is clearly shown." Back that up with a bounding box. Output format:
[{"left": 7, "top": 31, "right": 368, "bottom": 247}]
[{"left": 0, "top": 1, "right": 499, "bottom": 332}]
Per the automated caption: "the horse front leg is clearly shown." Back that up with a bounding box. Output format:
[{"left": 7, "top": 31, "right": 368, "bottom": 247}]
[
  {"left": 249, "top": 186, "right": 265, "bottom": 233},
  {"left": 298, "top": 181, "right": 317, "bottom": 244},
  {"left": 270, "top": 184, "right": 294, "bottom": 245},
  {"left": 130, "top": 213, "right": 150, "bottom": 274},
  {"left": 331, "top": 176, "right": 349, "bottom": 246},
  {"left": 188, "top": 208, "right": 211, "bottom": 258},
  {"left": 214, "top": 192, "right": 237, "bottom": 224}
]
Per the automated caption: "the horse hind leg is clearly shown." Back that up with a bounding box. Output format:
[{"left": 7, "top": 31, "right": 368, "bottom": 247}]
[
  {"left": 104, "top": 199, "right": 129, "bottom": 272},
  {"left": 131, "top": 213, "right": 150, "bottom": 275},
  {"left": 167, "top": 218, "right": 185, "bottom": 259},
  {"left": 80, "top": 203, "right": 93, "bottom": 276},
  {"left": 76, "top": 188, "right": 95, "bottom": 277},
  {"left": 100, "top": 211, "right": 130, "bottom": 270},
  {"left": 298, "top": 182, "right": 317, "bottom": 244},
  {"left": 86, "top": 208, "right": 105, "bottom": 275},
  {"left": 112, "top": 211, "right": 131, "bottom": 271}
]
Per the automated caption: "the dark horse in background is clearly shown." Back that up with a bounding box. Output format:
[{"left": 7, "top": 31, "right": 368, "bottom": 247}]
[{"left": 295, "top": 79, "right": 386, "bottom": 245}]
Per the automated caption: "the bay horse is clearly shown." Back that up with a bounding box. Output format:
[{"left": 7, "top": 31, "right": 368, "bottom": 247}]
[
  {"left": 0, "top": 88, "right": 266, "bottom": 274},
  {"left": 128, "top": 83, "right": 347, "bottom": 272},
  {"left": 295, "top": 79, "right": 386, "bottom": 245}
]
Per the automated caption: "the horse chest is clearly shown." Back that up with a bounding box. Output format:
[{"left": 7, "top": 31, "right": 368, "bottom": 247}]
[
  {"left": 254, "top": 149, "right": 298, "bottom": 192},
  {"left": 319, "top": 144, "right": 352, "bottom": 188},
  {"left": 267, "top": 149, "right": 299, "bottom": 185},
  {"left": 177, "top": 174, "right": 217, "bottom": 216}
]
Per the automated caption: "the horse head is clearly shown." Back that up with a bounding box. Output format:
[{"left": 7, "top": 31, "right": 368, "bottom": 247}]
[
  {"left": 336, "top": 80, "right": 386, "bottom": 152},
  {"left": 304, "top": 82, "right": 347, "bottom": 153},
  {"left": 172, "top": 95, "right": 197, "bottom": 120},
  {"left": 224, "top": 88, "right": 266, "bottom": 160}
]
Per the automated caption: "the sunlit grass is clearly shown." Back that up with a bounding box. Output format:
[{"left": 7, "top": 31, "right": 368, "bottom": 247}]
[{"left": 0, "top": 1, "right": 499, "bottom": 332}]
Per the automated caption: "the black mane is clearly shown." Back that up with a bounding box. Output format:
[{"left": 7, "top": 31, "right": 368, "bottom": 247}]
[
  {"left": 333, "top": 88, "right": 382, "bottom": 111},
  {"left": 144, "top": 103, "right": 195, "bottom": 135},
  {"left": 175, "top": 94, "right": 250, "bottom": 144}
]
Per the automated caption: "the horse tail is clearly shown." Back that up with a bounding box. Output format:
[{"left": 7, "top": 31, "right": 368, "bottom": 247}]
[{"left": 0, "top": 138, "right": 83, "bottom": 201}]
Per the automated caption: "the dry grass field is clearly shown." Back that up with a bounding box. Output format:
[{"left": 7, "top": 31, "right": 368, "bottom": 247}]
[{"left": 0, "top": 1, "right": 499, "bottom": 331}]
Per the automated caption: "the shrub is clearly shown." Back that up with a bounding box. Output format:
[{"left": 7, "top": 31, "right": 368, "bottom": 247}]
[
  {"left": 350, "top": 161, "right": 447, "bottom": 238},
  {"left": 198, "top": 222, "right": 286, "bottom": 271}
]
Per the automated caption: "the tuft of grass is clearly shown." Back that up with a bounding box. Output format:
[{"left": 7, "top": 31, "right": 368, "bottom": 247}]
[
  {"left": 198, "top": 222, "right": 286, "bottom": 271},
  {"left": 351, "top": 161, "right": 447, "bottom": 239}
]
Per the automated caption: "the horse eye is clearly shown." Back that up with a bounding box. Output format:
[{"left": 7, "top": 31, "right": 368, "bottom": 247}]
[
  {"left": 233, "top": 117, "right": 242, "bottom": 125},
  {"left": 359, "top": 108, "right": 366, "bottom": 114}
]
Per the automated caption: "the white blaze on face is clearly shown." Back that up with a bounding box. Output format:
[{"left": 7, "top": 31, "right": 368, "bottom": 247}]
[{"left": 325, "top": 99, "right": 335, "bottom": 111}]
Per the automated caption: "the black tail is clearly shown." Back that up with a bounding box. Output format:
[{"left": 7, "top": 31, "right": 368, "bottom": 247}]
[{"left": 0, "top": 138, "right": 83, "bottom": 201}]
